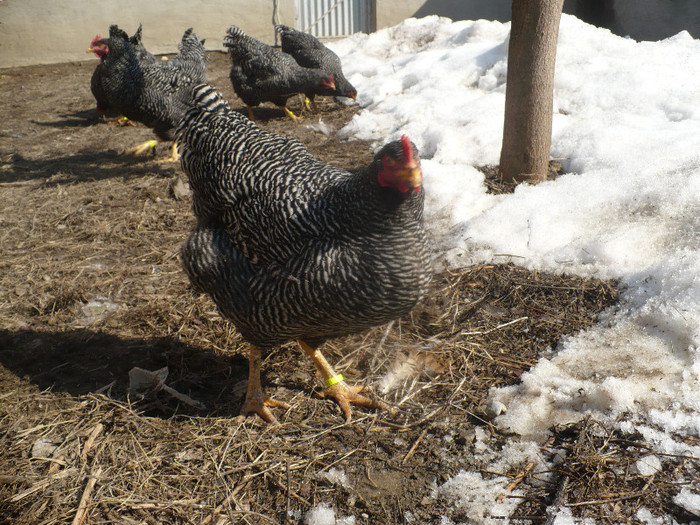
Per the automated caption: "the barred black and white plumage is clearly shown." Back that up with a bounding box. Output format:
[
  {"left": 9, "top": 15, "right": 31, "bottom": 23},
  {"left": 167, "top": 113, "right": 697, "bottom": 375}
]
[
  {"left": 275, "top": 24, "right": 357, "bottom": 102},
  {"left": 127, "top": 24, "right": 158, "bottom": 65},
  {"left": 90, "top": 25, "right": 155, "bottom": 117},
  {"left": 89, "top": 27, "right": 207, "bottom": 141},
  {"left": 223, "top": 26, "right": 335, "bottom": 120},
  {"left": 178, "top": 85, "right": 430, "bottom": 422}
]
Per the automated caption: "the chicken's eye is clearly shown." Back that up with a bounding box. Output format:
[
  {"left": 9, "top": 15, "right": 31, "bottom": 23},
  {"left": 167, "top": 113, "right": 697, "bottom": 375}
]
[{"left": 382, "top": 155, "right": 397, "bottom": 168}]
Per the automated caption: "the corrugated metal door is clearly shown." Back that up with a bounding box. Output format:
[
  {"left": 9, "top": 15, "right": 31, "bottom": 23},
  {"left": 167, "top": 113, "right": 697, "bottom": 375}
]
[{"left": 295, "top": 0, "right": 372, "bottom": 37}]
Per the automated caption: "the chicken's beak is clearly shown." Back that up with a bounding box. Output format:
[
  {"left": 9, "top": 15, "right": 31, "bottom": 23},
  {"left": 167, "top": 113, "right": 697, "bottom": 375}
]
[
  {"left": 86, "top": 47, "right": 95, "bottom": 53},
  {"left": 396, "top": 161, "right": 422, "bottom": 192}
]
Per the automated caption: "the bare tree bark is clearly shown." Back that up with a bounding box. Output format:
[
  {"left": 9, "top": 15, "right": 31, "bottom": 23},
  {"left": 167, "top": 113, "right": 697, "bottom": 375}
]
[{"left": 499, "top": 0, "right": 564, "bottom": 183}]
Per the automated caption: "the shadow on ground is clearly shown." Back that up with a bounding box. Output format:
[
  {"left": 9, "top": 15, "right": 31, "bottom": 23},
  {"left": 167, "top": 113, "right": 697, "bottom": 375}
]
[{"left": 0, "top": 328, "right": 247, "bottom": 418}]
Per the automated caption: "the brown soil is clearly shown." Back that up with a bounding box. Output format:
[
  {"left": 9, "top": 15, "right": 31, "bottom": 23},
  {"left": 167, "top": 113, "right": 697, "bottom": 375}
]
[{"left": 1, "top": 52, "right": 696, "bottom": 525}]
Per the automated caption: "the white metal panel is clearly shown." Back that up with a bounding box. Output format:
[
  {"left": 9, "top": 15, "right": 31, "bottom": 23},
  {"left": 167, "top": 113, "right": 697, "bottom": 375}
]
[{"left": 296, "top": 0, "right": 371, "bottom": 37}]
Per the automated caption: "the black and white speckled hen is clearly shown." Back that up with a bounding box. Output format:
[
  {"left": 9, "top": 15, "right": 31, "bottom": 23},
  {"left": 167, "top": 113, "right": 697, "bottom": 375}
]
[
  {"left": 88, "top": 25, "right": 156, "bottom": 125},
  {"left": 178, "top": 85, "right": 431, "bottom": 424},
  {"left": 275, "top": 24, "right": 357, "bottom": 111},
  {"left": 88, "top": 27, "right": 207, "bottom": 160},
  {"left": 223, "top": 26, "right": 336, "bottom": 121}
]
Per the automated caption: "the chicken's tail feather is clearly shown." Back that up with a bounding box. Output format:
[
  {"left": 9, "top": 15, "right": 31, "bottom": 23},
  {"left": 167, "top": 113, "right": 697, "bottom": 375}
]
[
  {"left": 275, "top": 24, "right": 294, "bottom": 35},
  {"left": 223, "top": 26, "right": 248, "bottom": 47},
  {"left": 130, "top": 24, "right": 144, "bottom": 45},
  {"left": 178, "top": 28, "right": 206, "bottom": 56}
]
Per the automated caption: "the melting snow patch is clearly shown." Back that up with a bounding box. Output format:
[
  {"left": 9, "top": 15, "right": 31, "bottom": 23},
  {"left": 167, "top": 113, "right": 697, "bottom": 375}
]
[
  {"left": 303, "top": 502, "right": 355, "bottom": 525},
  {"left": 549, "top": 506, "right": 597, "bottom": 524},
  {"left": 317, "top": 467, "right": 349, "bottom": 488},
  {"left": 305, "top": 119, "right": 335, "bottom": 136},
  {"left": 673, "top": 488, "right": 700, "bottom": 518},
  {"left": 634, "top": 454, "right": 663, "bottom": 476},
  {"left": 435, "top": 438, "right": 550, "bottom": 523},
  {"left": 636, "top": 507, "right": 674, "bottom": 525}
]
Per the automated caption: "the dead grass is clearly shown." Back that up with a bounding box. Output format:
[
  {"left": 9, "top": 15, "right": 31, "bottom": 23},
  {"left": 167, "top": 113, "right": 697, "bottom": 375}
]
[{"left": 1, "top": 53, "right": 696, "bottom": 524}]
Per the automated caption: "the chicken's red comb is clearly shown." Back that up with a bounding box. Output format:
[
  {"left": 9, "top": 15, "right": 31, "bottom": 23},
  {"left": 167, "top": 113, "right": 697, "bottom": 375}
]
[
  {"left": 401, "top": 135, "right": 414, "bottom": 163},
  {"left": 91, "top": 35, "right": 103, "bottom": 46}
]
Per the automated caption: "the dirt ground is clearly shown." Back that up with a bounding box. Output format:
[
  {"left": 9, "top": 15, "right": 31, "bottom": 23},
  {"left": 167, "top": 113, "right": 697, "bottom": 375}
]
[{"left": 1, "top": 52, "right": 696, "bottom": 524}]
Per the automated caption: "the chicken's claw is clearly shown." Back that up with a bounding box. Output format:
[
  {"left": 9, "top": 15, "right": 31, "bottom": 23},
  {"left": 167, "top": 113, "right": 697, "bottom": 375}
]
[
  {"left": 240, "top": 344, "right": 290, "bottom": 425},
  {"left": 240, "top": 393, "right": 290, "bottom": 425},
  {"left": 318, "top": 381, "right": 388, "bottom": 421},
  {"left": 157, "top": 142, "right": 180, "bottom": 163}
]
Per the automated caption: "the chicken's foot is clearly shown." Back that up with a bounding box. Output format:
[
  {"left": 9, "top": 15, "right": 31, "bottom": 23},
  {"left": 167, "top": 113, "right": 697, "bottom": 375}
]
[
  {"left": 103, "top": 115, "right": 136, "bottom": 127},
  {"left": 303, "top": 97, "right": 320, "bottom": 114},
  {"left": 277, "top": 105, "right": 301, "bottom": 121},
  {"left": 128, "top": 139, "right": 158, "bottom": 156},
  {"left": 157, "top": 142, "right": 180, "bottom": 163},
  {"left": 298, "top": 339, "right": 388, "bottom": 421},
  {"left": 240, "top": 344, "right": 290, "bottom": 425}
]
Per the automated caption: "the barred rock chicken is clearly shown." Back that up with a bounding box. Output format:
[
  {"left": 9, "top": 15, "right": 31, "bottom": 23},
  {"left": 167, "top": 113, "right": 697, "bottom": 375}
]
[
  {"left": 89, "top": 25, "right": 155, "bottom": 125},
  {"left": 275, "top": 24, "right": 357, "bottom": 111},
  {"left": 178, "top": 85, "right": 431, "bottom": 424},
  {"left": 88, "top": 27, "right": 207, "bottom": 160},
  {"left": 223, "top": 26, "right": 336, "bottom": 121}
]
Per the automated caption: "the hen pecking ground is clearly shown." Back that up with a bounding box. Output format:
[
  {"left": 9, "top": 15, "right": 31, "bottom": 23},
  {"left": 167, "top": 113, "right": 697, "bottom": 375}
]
[{"left": 1, "top": 52, "right": 694, "bottom": 525}]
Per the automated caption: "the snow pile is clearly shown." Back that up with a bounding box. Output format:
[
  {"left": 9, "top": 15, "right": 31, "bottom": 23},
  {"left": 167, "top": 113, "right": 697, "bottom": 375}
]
[
  {"left": 331, "top": 13, "right": 700, "bottom": 440},
  {"left": 324, "top": 12, "right": 700, "bottom": 520}
]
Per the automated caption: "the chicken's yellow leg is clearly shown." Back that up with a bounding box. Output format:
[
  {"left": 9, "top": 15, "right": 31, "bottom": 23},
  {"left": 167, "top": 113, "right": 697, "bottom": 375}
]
[
  {"left": 157, "top": 142, "right": 180, "bottom": 163},
  {"left": 240, "top": 344, "right": 290, "bottom": 424},
  {"left": 128, "top": 139, "right": 158, "bottom": 156},
  {"left": 277, "top": 105, "right": 301, "bottom": 121},
  {"left": 298, "top": 339, "right": 387, "bottom": 421}
]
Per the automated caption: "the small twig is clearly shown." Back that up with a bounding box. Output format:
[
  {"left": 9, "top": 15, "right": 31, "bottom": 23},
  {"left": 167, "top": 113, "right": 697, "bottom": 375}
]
[
  {"left": 565, "top": 492, "right": 646, "bottom": 507},
  {"left": 402, "top": 427, "right": 429, "bottom": 465},
  {"left": 460, "top": 316, "right": 528, "bottom": 336},
  {"left": 285, "top": 459, "right": 291, "bottom": 519},
  {"left": 266, "top": 472, "right": 311, "bottom": 506},
  {"left": 10, "top": 468, "right": 78, "bottom": 502},
  {"left": 498, "top": 461, "right": 535, "bottom": 503},
  {"left": 378, "top": 405, "right": 444, "bottom": 430},
  {"left": 202, "top": 473, "right": 251, "bottom": 525},
  {"left": 375, "top": 320, "right": 394, "bottom": 353},
  {"left": 81, "top": 423, "right": 104, "bottom": 462},
  {"left": 72, "top": 467, "right": 102, "bottom": 525}
]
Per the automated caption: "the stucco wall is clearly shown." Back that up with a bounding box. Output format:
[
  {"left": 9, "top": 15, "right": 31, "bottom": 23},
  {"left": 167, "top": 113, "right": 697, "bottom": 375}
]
[
  {"left": 374, "top": 0, "right": 425, "bottom": 31},
  {"left": 4, "top": 0, "right": 695, "bottom": 68},
  {"left": 0, "top": 0, "right": 295, "bottom": 68}
]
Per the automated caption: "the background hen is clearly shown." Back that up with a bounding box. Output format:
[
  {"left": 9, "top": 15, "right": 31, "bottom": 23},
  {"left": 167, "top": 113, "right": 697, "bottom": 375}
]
[
  {"left": 276, "top": 24, "right": 357, "bottom": 111},
  {"left": 89, "top": 27, "right": 207, "bottom": 160},
  {"left": 223, "top": 26, "right": 335, "bottom": 121},
  {"left": 178, "top": 85, "right": 431, "bottom": 424},
  {"left": 89, "top": 25, "right": 155, "bottom": 124}
]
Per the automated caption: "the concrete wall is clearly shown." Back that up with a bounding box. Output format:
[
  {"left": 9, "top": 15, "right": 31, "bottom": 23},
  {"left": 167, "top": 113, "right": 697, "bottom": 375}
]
[
  {"left": 0, "top": 0, "right": 295, "bottom": 68},
  {"left": 411, "top": 0, "right": 511, "bottom": 24},
  {"left": 3, "top": 0, "right": 697, "bottom": 68},
  {"left": 374, "top": 0, "right": 424, "bottom": 31}
]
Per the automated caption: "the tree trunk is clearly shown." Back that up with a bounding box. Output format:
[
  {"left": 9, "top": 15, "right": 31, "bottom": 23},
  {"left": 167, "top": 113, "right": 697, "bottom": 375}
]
[{"left": 499, "top": 0, "right": 564, "bottom": 183}]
